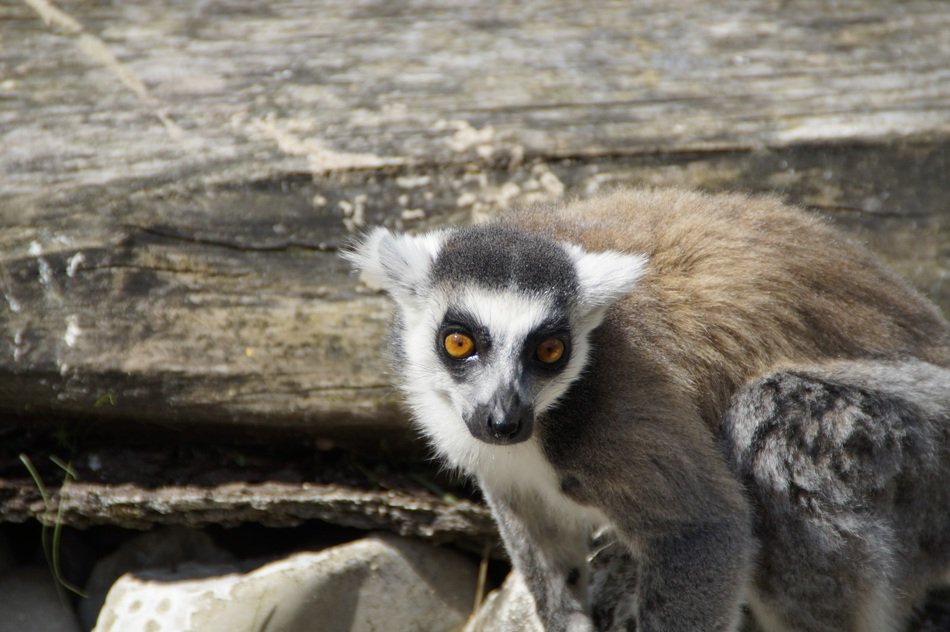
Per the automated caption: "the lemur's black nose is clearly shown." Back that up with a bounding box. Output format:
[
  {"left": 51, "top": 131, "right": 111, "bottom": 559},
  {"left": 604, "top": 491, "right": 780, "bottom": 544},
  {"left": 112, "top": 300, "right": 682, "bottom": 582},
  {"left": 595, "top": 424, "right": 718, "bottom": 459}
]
[
  {"left": 484, "top": 389, "right": 533, "bottom": 442},
  {"left": 487, "top": 413, "right": 520, "bottom": 439},
  {"left": 466, "top": 387, "right": 534, "bottom": 444}
]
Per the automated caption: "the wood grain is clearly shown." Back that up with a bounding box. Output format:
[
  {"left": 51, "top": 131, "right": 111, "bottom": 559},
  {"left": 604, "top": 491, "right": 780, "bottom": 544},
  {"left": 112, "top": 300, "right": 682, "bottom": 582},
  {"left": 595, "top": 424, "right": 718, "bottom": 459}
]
[{"left": 1, "top": 0, "right": 947, "bottom": 441}]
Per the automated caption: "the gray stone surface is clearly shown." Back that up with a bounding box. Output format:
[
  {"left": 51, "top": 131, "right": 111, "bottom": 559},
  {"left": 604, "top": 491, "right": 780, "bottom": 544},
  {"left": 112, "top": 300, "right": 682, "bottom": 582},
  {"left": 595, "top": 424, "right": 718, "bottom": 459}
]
[
  {"left": 92, "top": 534, "right": 478, "bottom": 632},
  {"left": 0, "top": 565, "right": 81, "bottom": 632},
  {"left": 79, "top": 527, "right": 235, "bottom": 630},
  {"left": 465, "top": 569, "right": 543, "bottom": 632}
]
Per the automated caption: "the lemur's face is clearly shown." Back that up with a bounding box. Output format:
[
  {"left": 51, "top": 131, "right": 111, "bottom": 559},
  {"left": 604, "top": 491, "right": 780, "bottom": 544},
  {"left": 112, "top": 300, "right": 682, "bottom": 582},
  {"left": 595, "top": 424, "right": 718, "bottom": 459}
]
[
  {"left": 346, "top": 223, "right": 645, "bottom": 472},
  {"left": 419, "top": 285, "right": 575, "bottom": 446}
]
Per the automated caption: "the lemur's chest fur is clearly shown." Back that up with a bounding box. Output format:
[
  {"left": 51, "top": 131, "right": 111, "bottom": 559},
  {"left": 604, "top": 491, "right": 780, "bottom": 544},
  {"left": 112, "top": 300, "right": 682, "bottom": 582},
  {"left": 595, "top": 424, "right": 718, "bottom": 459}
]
[{"left": 477, "top": 436, "right": 610, "bottom": 534}]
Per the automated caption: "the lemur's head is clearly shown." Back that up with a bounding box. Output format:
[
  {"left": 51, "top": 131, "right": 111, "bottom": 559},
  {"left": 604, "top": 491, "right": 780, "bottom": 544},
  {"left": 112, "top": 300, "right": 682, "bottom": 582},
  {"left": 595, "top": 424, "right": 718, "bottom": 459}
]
[{"left": 346, "top": 223, "right": 645, "bottom": 470}]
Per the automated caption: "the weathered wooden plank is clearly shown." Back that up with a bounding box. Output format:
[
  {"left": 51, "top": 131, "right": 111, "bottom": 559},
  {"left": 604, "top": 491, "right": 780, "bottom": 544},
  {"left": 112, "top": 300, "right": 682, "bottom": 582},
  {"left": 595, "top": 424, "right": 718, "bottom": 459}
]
[
  {"left": 3, "top": 0, "right": 949, "bottom": 191},
  {"left": 2, "top": 141, "right": 946, "bottom": 435},
  {"left": 1, "top": 0, "right": 947, "bottom": 439},
  {"left": 0, "top": 478, "right": 495, "bottom": 541},
  {"left": 0, "top": 432, "right": 496, "bottom": 545}
]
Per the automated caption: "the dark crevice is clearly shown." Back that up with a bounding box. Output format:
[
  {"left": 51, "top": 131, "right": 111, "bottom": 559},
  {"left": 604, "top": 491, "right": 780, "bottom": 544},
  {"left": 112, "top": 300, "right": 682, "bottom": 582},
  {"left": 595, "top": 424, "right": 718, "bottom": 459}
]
[
  {"left": 803, "top": 204, "right": 933, "bottom": 219},
  {"left": 81, "top": 263, "right": 253, "bottom": 278},
  {"left": 121, "top": 224, "right": 340, "bottom": 253}
]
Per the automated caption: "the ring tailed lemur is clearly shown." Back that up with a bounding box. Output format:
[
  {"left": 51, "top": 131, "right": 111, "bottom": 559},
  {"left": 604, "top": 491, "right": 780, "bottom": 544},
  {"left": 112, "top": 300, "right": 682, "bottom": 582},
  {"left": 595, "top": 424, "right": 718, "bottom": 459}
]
[{"left": 346, "top": 188, "right": 949, "bottom": 632}]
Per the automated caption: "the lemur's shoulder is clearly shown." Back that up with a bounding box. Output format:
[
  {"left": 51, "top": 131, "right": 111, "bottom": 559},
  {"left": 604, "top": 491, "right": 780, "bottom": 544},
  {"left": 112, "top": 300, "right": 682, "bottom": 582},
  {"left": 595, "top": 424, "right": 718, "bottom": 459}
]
[{"left": 504, "top": 188, "right": 949, "bottom": 424}]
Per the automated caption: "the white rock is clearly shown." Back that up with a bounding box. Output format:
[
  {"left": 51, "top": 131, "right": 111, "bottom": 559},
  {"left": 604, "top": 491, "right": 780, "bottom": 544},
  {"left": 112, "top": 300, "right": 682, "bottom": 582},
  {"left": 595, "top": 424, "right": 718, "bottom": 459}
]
[
  {"left": 80, "top": 527, "right": 235, "bottom": 630},
  {"left": 93, "top": 534, "right": 478, "bottom": 632},
  {"left": 0, "top": 565, "right": 81, "bottom": 632},
  {"left": 465, "top": 569, "right": 543, "bottom": 632}
]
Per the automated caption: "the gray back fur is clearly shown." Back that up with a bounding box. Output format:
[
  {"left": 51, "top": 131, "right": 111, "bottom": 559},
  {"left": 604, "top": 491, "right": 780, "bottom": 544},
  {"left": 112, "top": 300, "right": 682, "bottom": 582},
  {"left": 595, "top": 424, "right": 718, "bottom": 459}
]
[{"left": 723, "top": 361, "right": 950, "bottom": 632}]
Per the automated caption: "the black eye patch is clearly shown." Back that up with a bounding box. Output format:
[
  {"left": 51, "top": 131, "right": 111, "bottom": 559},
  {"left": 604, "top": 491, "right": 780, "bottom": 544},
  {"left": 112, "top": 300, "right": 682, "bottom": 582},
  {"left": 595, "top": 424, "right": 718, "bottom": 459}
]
[
  {"left": 523, "top": 318, "right": 572, "bottom": 372},
  {"left": 435, "top": 309, "right": 492, "bottom": 378}
]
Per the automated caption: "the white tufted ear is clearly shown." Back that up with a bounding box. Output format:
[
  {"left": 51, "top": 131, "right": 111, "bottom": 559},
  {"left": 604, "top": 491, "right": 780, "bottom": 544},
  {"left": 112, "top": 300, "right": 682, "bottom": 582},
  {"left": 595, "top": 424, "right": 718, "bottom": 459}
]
[
  {"left": 564, "top": 243, "right": 647, "bottom": 315},
  {"left": 344, "top": 227, "right": 447, "bottom": 307}
]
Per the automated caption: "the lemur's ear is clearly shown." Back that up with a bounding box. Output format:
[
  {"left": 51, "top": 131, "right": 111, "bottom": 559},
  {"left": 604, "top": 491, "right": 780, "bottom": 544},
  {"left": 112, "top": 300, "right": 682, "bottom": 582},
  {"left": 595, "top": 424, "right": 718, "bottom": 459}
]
[
  {"left": 344, "top": 227, "right": 446, "bottom": 306},
  {"left": 564, "top": 243, "right": 647, "bottom": 318}
]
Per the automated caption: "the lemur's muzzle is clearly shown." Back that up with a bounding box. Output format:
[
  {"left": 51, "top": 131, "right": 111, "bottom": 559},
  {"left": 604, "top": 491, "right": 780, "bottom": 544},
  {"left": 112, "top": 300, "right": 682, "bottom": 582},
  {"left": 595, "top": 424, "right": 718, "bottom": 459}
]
[{"left": 466, "top": 386, "right": 534, "bottom": 445}]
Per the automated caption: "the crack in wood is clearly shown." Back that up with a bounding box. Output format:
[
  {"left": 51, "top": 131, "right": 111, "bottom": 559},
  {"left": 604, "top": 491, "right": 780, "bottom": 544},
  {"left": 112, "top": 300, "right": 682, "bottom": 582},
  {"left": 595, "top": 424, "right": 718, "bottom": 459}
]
[
  {"left": 804, "top": 204, "right": 933, "bottom": 219},
  {"left": 81, "top": 263, "right": 253, "bottom": 278},
  {"left": 124, "top": 224, "right": 339, "bottom": 253}
]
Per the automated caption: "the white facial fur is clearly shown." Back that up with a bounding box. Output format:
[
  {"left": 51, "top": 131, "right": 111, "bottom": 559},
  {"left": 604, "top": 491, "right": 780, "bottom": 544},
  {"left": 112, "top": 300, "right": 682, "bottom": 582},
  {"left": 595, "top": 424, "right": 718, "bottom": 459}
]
[
  {"left": 442, "top": 287, "right": 552, "bottom": 416},
  {"left": 398, "top": 286, "right": 552, "bottom": 473},
  {"left": 346, "top": 226, "right": 647, "bottom": 491}
]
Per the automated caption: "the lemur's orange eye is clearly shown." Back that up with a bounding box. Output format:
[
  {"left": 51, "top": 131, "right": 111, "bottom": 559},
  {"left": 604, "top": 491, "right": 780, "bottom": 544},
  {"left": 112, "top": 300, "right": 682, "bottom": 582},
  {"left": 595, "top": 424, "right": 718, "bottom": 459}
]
[
  {"left": 536, "top": 337, "right": 565, "bottom": 364},
  {"left": 444, "top": 333, "right": 475, "bottom": 358}
]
